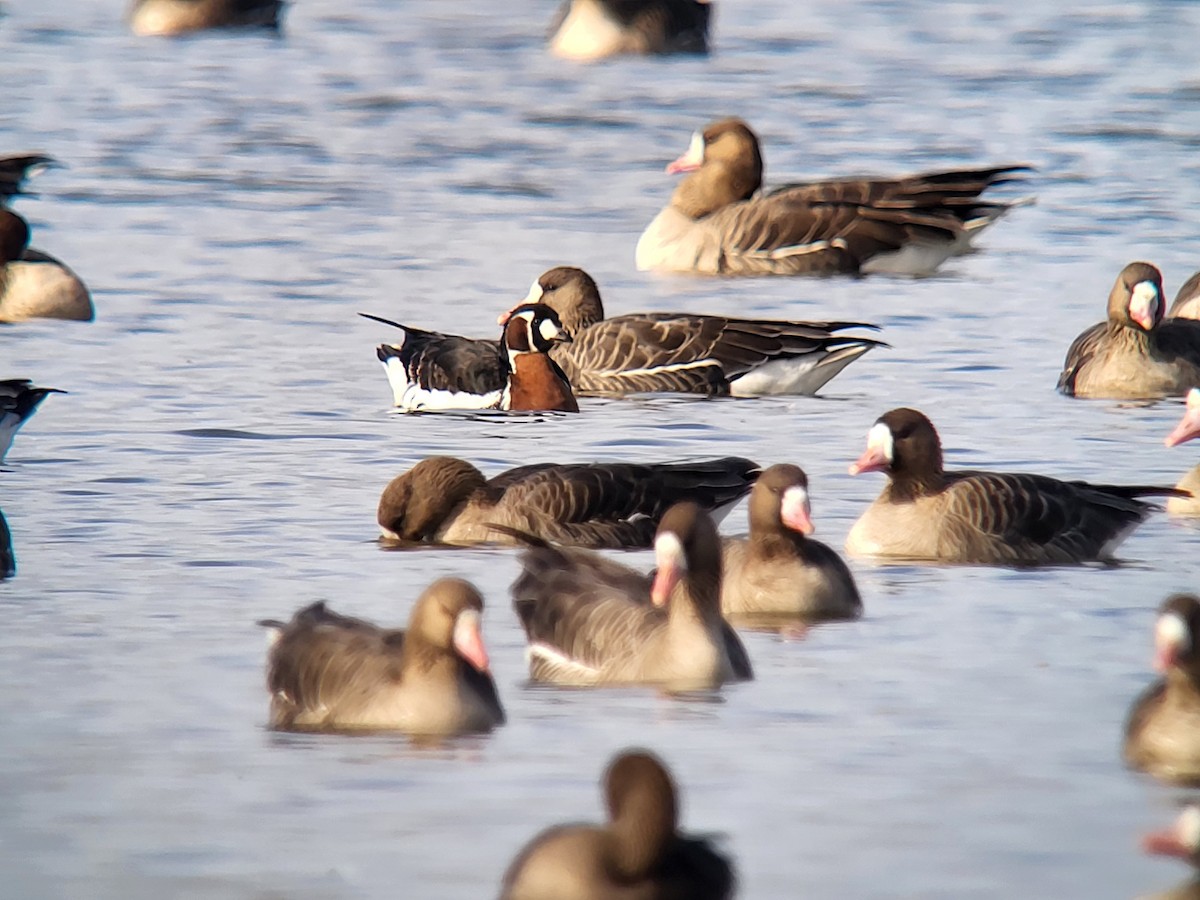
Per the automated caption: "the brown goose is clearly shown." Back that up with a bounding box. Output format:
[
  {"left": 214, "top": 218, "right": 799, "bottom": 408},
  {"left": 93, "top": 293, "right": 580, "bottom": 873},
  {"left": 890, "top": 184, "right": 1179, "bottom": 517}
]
[
  {"left": 378, "top": 455, "right": 759, "bottom": 548},
  {"left": 510, "top": 502, "right": 752, "bottom": 689},
  {"left": 0, "top": 208, "right": 93, "bottom": 324},
  {"left": 636, "top": 117, "right": 1029, "bottom": 277},
  {"left": 1058, "top": 262, "right": 1200, "bottom": 399},
  {"left": 501, "top": 266, "right": 884, "bottom": 395},
  {"left": 845, "top": 407, "right": 1179, "bottom": 565},
  {"left": 257, "top": 578, "right": 504, "bottom": 735},
  {"left": 0, "top": 378, "right": 65, "bottom": 463},
  {"left": 1165, "top": 388, "right": 1200, "bottom": 516},
  {"left": 548, "top": 0, "right": 711, "bottom": 61},
  {"left": 721, "top": 464, "right": 861, "bottom": 621},
  {"left": 129, "top": 0, "right": 284, "bottom": 36},
  {"left": 500, "top": 749, "right": 734, "bottom": 900},
  {"left": 1170, "top": 272, "right": 1200, "bottom": 321},
  {"left": 1124, "top": 595, "right": 1200, "bottom": 784}
]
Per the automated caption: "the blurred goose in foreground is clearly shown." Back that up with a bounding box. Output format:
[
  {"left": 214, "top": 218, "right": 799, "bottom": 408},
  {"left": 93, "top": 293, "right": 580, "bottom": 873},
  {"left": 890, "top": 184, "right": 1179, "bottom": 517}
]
[
  {"left": 369, "top": 303, "right": 577, "bottom": 412},
  {"left": 257, "top": 578, "right": 503, "bottom": 735},
  {"left": 129, "top": 0, "right": 284, "bottom": 36},
  {"left": 1170, "top": 271, "right": 1200, "bottom": 321},
  {"left": 510, "top": 503, "right": 752, "bottom": 689},
  {"left": 1165, "top": 388, "right": 1200, "bottom": 516},
  {"left": 0, "top": 209, "right": 93, "bottom": 324},
  {"left": 636, "top": 118, "right": 1030, "bottom": 277},
  {"left": 1124, "top": 595, "right": 1200, "bottom": 785},
  {"left": 0, "top": 379, "right": 65, "bottom": 462},
  {"left": 1058, "top": 262, "right": 1200, "bottom": 399},
  {"left": 500, "top": 749, "right": 735, "bottom": 900},
  {"left": 845, "top": 407, "right": 1181, "bottom": 565},
  {"left": 377, "top": 455, "right": 759, "bottom": 548},
  {"left": 721, "top": 463, "right": 861, "bottom": 621},
  {"left": 548, "top": 0, "right": 711, "bottom": 61},
  {"left": 1144, "top": 806, "right": 1200, "bottom": 870}
]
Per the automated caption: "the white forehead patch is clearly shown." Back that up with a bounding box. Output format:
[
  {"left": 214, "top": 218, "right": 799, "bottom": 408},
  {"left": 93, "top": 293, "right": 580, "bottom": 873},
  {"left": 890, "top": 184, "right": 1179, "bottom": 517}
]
[
  {"left": 687, "top": 130, "right": 705, "bottom": 161},
  {"left": 538, "top": 318, "right": 560, "bottom": 342},
  {"left": 1157, "top": 611, "right": 1190, "bottom": 653},
  {"left": 1180, "top": 806, "right": 1200, "bottom": 851},
  {"left": 454, "top": 608, "right": 480, "bottom": 639},
  {"left": 523, "top": 280, "right": 544, "bottom": 305},
  {"left": 782, "top": 485, "right": 810, "bottom": 511},
  {"left": 654, "top": 531, "right": 685, "bottom": 566},
  {"left": 867, "top": 422, "right": 895, "bottom": 461}
]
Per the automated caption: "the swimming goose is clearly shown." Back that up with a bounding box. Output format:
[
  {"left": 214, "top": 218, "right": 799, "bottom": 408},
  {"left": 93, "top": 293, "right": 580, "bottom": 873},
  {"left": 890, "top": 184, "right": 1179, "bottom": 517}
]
[
  {"left": 1170, "top": 271, "right": 1200, "bottom": 321},
  {"left": 721, "top": 463, "right": 861, "bottom": 621},
  {"left": 845, "top": 407, "right": 1179, "bottom": 565},
  {"left": 502, "top": 266, "right": 884, "bottom": 395},
  {"left": 129, "top": 0, "right": 284, "bottom": 36},
  {"left": 500, "top": 748, "right": 735, "bottom": 900},
  {"left": 1165, "top": 389, "right": 1200, "bottom": 516},
  {"left": 369, "top": 303, "right": 577, "bottom": 412},
  {"left": 0, "top": 208, "right": 93, "bottom": 323},
  {"left": 0, "top": 154, "right": 56, "bottom": 203},
  {"left": 1058, "top": 262, "right": 1200, "bottom": 399},
  {"left": 377, "top": 455, "right": 759, "bottom": 549},
  {"left": 511, "top": 502, "right": 752, "bottom": 689},
  {"left": 548, "top": 0, "right": 711, "bottom": 61},
  {"left": 257, "top": 578, "right": 504, "bottom": 735},
  {"left": 1124, "top": 595, "right": 1200, "bottom": 785},
  {"left": 0, "top": 378, "right": 64, "bottom": 463},
  {"left": 635, "top": 118, "right": 1030, "bottom": 277}
]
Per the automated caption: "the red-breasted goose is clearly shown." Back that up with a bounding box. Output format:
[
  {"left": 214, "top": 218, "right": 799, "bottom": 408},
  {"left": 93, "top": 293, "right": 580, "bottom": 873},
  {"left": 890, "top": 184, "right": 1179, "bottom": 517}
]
[
  {"left": 1170, "top": 272, "right": 1200, "bottom": 321},
  {"left": 1124, "top": 595, "right": 1200, "bottom": 784},
  {"left": 129, "top": 0, "right": 284, "bottom": 36},
  {"left": 721, "top": 464, "right": 861, "bottom": 621},
  {"left": 1059, "top": 262, "right": 1200, "bottom": 398},
  {"left": 377, "top": 455, "right": 759, "bottom": 549},
  {"left": 257, "top": 578, "right": 504, "bottom": 735},
  {"left": 0, "top": 379, "right": 65, "bottom": 463},
  {"left": 845, "top": 407, "right": 1180, "bottom": 565},
  {"left": 367, "top": 303, "right": 577, "bottom": 412},
  {"left": 548, "top": 0, "right": 711, "bottom": 61},
  {"left": 1165, "top": 388, "right": 1200, "bottom": 516},
  {"left": 0, "top": 208, "right": 92, "bottom": 324},
  {"left": 636, "top": 118, "right": 1030, "bottom": 277},
  {"left": 510, "top": 502, "right": 752, "bottom": 689}
]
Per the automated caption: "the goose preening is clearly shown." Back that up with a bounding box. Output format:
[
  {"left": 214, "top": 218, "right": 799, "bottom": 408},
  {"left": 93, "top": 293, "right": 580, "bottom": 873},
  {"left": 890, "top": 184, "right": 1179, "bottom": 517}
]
[
  {"left": 258, "top": 578, "right": 504, "bottom": 735},
  {"left": 368, "top": 303, "right": 577, "bottom": 412},
  {"left": 635, "top": 117, "right": 1030, "bottom": 277},
  {"left": 1165, "top": 388, "right": 1200, "bottom": 516},
  {"left": 845, "top": 407, "right": 1180, "bottom": 565},
  {"left": 377, "top": 455, "right": 759, "bottom": 549},
  {"left": 1124, "top": 594, "right": 1200, "bottom": 785},
  {"left": 129, "top": 0, "right": 284, "bottom": 36},
  {"left": 510, "top": 502, "right": 752, "bottom": 690},
  {"left": 548, "top": 0, "right": 711, "bottom": 62},
  {"left": 0, "top": 208, "right": 92, "bottom": 324},
  {"left": 721, "top": 463, "right": 861, "bottom": 622},
  {"left": 1058, "top": 262, "right": 1200, "bottom": 399},
  {"left": 0, "top": 379, "right": 65, "bottom": 463},
  {"left": 499, "top": 748, "right": 735, "bottom": 900}
]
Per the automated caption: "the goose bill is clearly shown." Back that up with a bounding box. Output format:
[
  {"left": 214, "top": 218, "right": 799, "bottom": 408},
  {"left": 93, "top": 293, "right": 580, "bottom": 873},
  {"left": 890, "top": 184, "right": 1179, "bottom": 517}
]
[
  {"left": 665, "top": 131, "right": 704, "bottom": 175},
  {"left": 453, "top": 609, "right": 490, "bottom": 672},
  {"left": 1154, "top": 612, "right": 1189, "bottom": 673},
  {"left": 1165, "top": 389, "right": 1200, "bottom": 447},
  {"left": 780, "top": 486, "right": 814, "bottom": 535},
  {"left": 650, "top": 532, "right": 685, "bottom": 606},
  {"left": 1129, "top": 281, "right": 1160, "bottom": 330},
  {"left": 497, "top": 280, "right": 545, "bottom": 326}
]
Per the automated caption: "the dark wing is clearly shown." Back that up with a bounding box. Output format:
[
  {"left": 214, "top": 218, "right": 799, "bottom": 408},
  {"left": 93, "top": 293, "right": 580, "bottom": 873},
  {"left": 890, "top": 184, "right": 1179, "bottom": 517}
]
[
  {"left": 0, "top": 154, "right": 56, "bottom": 202},
  {"left": 719, "top": 622, "right": 753, "bottom": 680},
  {"left": 604, "top": 0, "right": 711, "bottom": 53},
  {"left": 660, "top": 834, "right": 738, "bottom": 900},
  {"left": 1151, "top": 319, "right": 1200, "bottom": 371},
  {"left": 0, "top": 510, "right": 13, "bottom": 580},
  {"left": 1057, "top": 321, "right": 1107, "bottom": 395},
  {"left": 364, "top": 312, "right": 507, "bottom": 395},
  {"left": 0, "top": 380, "right": 63, "bottom": 424}
]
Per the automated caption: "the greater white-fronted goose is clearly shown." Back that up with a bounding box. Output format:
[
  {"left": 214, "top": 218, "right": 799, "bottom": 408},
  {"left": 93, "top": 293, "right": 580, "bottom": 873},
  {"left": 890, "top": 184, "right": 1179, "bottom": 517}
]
[
  {"left": 635, "top": 118, "right": 1030, "bottom": 277},
  {"left": 502, "top": 266, "right": 884, "bottom": 395},
  {"left": 510, "top": 502, "right": 752, "bottom": 689},
  {"left": 548, "top": 0, "right": 711, "bottom": 61},
  {"left": 257, "top": 578, "right": 504, "bottom": 735},
  {"left": 1170, "top": 272, "right": 1200, "bottom": 321},
  {"left": 1165, "top": 388, "right": 1200, "bottom": 516},
  {"left": 721, "top": 463, "right": 861, "bottom": 621},
  {"left": 129, "top": 0, "right": 284, "bottom": 36},
  {"left": 845, "top": 407, "right": 1179, "bottom": 565},
  {"left": 377, "top": 455, "right": 759, "bottom": 549},
  {"left": 1125, "top": 595, "right": 1200, "bottom": 784},
  {"left": 1058, "top": 262, "right": 1200, "bottom": 399},
  {"left": 500, "top": 748, "right": 735, "bottom": 900},
  {"left": 0, "top": 378, "right": 64, "bottom": 463},
  {"left": 0, "top": 208, "right": 93, "bottom": 323},
  {"left": 367, "top": 303, "right": 577, "bottom": 412}
]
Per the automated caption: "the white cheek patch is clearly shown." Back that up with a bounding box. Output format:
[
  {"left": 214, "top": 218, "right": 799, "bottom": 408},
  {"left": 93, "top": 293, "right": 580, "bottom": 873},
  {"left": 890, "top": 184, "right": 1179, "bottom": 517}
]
[
  {"left": 538, "top": 318, "right": 560, "bottom": 342},
  {"left": 522, "top": 280, "right": 544, "bottom": 305},
  {"left": 654, "top": 531, "right": 685, "bottom": 569},
  {"left": 1157, "top": 611, "right": 1190, "bottom": 655},
  {"left": 1180, "top": 806, "right": 1200, "bottom": 852},
  {"left": 867, "top": 422, "right": 894, "bottom": 462}
]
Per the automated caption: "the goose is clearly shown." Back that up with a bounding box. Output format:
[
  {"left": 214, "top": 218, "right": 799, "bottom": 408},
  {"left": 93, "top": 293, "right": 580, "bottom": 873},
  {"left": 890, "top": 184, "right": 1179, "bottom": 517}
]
[
  {"left": 377, "top": 455, "right": 759, "bottom": 549},
  {"left": 510, "top": 502, "right": 752, "bottom": 689},
  {"left": 0, "top": 509, "right": 12, "bottom": 580},
  {"left": 845, "top": 407, "right": 1180, "bottom": 565},
  {"left": 1058, "top": 262, "right": 1200, "bottom": 399},
  {"left": 0, "top": 208, "right": 93, "bottom": 324},
  {"left": 548, "top": 0, "right": 711, "bottom": 61},
  {"left": 635, "top": 117, "right": 1030, "bottom": 277},
  {"left": 0, "top": 154, "right": 56, "bottom": 203},
  {"left": 370, "top": 303, "right": 577, "bottom": 412},
  {"left": 500, "top": 749, "right": 735, "bottom": 900},
  {"left": 0, "top": 378, "right": 65, "bottom": 463},
  {"left": 129, "top": 0, "right": 284, "bottom": 36},
  {"left": 1169, "top": 271, "right": 1200, "bottom": 321},
  {"left": 721, "top": 463, "right": 861, "bottom": 621},
  {"left": 257, "top": 578, "right": 504, "bottom": 735},
  {"left": 1165, "top": 388, "right": 1200, "bottom": 516},
  {"left": 1124, "top": 594, "right": 1200, "bottom": 784},
  {"left": 1144, "top": 806, "right": 1200, "bottom": 870}
]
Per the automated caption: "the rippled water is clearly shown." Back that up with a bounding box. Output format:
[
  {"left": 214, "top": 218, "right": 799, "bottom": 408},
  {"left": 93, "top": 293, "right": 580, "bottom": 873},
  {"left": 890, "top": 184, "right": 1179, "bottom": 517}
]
[{"left": 4, "top": 1, "right": 1200, "bottom": 897}]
